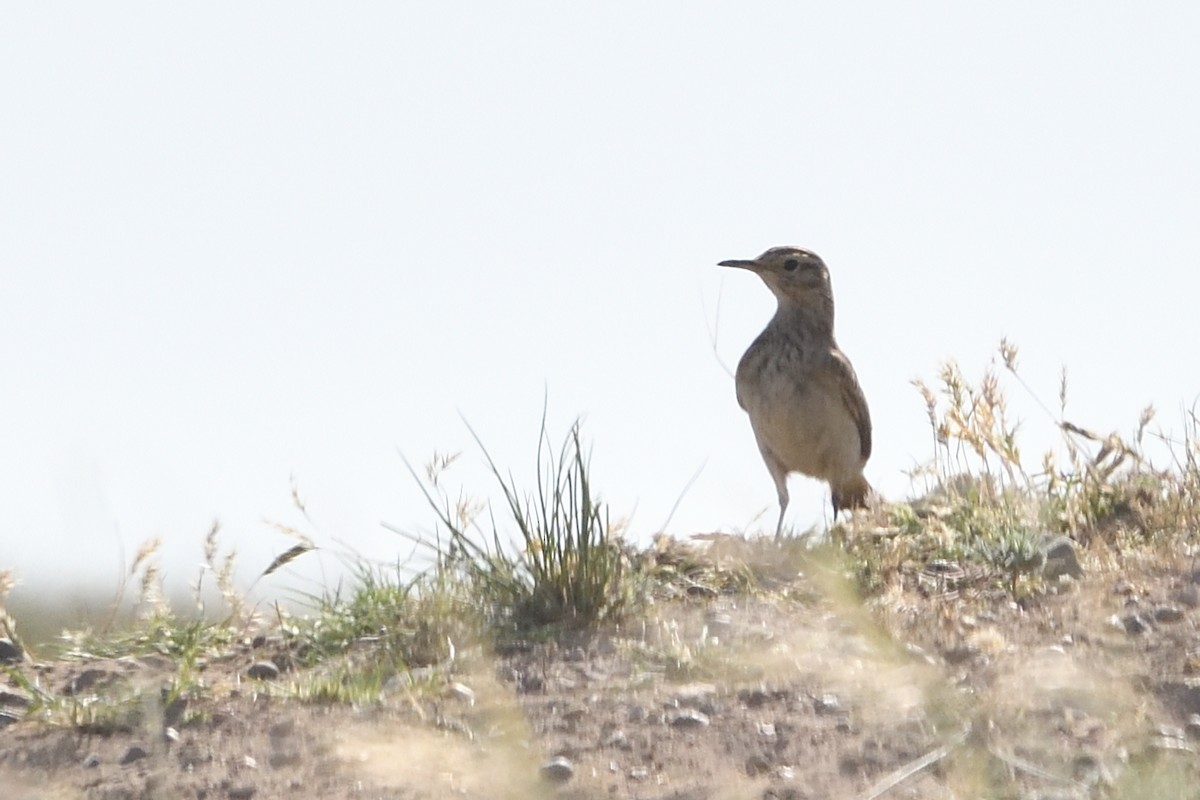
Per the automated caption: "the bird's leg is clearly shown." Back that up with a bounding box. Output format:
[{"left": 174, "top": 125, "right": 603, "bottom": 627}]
[
  {"left": 769, "top": 461, "right": 790, "bottom": 542},
  {"left": 756, "top": 443, "right": 791, "bottom": 541}
]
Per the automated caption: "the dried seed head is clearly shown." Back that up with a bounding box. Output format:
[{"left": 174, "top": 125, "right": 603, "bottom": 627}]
[{"left": 999, "top": 338, "right": 1019, "bottom": 372}]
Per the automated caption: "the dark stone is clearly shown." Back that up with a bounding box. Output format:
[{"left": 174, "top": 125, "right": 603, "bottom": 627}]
[
  {"left": 745, "top": 754, "right": 772, "bottom": 776},
  {"left": 1041, "top": 536, "right": 1084, "bottom": 579},
  {"left": 540, "top": 755, "right": 574, "bottom": 783},
  {"left": 120, "top": 744, "right": 149, "bottom": 765},
  {"left": 246, "top": 661, "right": 280, "bottom": 680},
  {"left": 0, "top": 639, "right": 23, "bottom": 664},
  {"left": 1153, "top": 606, "right": 1184, "bottom": 623},
  {"left": 670, "top": 709, "right": 711, "bottom": 728}
]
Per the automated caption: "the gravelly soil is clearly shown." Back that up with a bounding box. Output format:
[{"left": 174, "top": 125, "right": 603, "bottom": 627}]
[{"left": 3, "top": 543, "right": 1200, "bottom": 800}]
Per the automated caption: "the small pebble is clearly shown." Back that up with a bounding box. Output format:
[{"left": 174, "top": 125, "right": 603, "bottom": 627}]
[
  {"left": 670, "top": 708, "right": 711, "bottom": 729},
  {"left": 447, "top": 682, "right": 476, "bottom": 705},
  {"left": 602, "top": 728, "right": 628, "bottom": 748},
  {"left": 540, "top": 755, "right": 574, "bottom": 783},
  {"left": 813, "top": 694, "right": 841, "bottom": 715},
  {"left": 745, "top": 754, "right": 772, "bottom": 776},
  {"left": 247, "top": 661, "right": 280, "bottom": 680},
  {"left": 120, "top": 744, "right": 149, "bottom": 765},
  {"left": 1153, "top": 606, "right": 1184, "bottom": 623},
  {"left": 0, "top": 639, "right": 23, "bottom": 664},
  {"left": 1155, "top": 724, "right": 1186, "bottom": 741},
  {"left": 1184, "top": 714, "right": 1200, "bottom": 740}
]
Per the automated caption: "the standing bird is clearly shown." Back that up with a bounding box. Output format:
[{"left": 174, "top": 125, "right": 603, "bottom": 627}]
[{"left": 720, "top": 246, "right": 873, "bottom": 539}]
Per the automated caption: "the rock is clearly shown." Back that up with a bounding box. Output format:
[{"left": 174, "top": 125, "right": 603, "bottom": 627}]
[
  {"left": 0, "top": 639, "right": 23, "bottom": 664},
  {"left": 446, "top": 682, "right": 476, "bottom": 705},
  {"left": 942, "top": 645, "right": 978, "bottom": 665},
  {"left": 120, "top": 744, "right": 149, "bottom": 765},
  {"left": 626, "top": 704, "right": 647, "bottom": 723},
  {"left": 0, "top": 688, "right": 31, "bottom": 708},
  {"left": 540, "top": 755, "right": 574, "bottom": 783},
  {"left": 739, "top": 688, "right": 772, "bottom": 708},
  {"left": 1040, "top": 536, "right": 1083, "bottom": 579},
  {"left": 0, "top": 711, "right": 23, "bottom": 728},
  {"left": 813, "top": 694, "right": 841, "bottom": 715},
  {"left": 1149, "top": 736, "right": 1194, "bottom": 754},
  {"left": 1071, "top": 753, "right": 1108, "bottom": 786},
  {"left": 628, "top": 766, "right": 649, "bottom": 781},
  {"left": 1184, "top": 714, "right": 1200, "bottom": 740},
  {"left": 670, "top": 708, "right": 711, "bottom": 729},
  {"left": 757, "top": 722, "right": 776, "bottom": 737},
  {"left": 228, "top": 786, "right": 256, "bottom": 800},
  {"left": 83, "top": 753, "right": 101, "bottom": 769},
  {"left": 1121, "top": 614, "right": 1149, "bottom": 635},
  {"left": 602, "top": 729, "right": 629, "bottom": 749},
  {"left": 1153, "top": 605, "right": 1184, "bottom": 623},
  {"left": 1155, "top": 724, "right": 1186, "bottom": 741},
  {"left": 247, "top": 661, "right": 280, "bottom": 680},
  {"left": 561, "top": 705, "right": 588, "bottom": 723},
  {"left": 745, "top": 754, "right": 772, "bottom": 776}
]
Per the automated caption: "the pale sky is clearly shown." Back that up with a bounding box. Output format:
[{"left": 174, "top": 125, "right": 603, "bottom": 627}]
[{"left": 3, "top": 4, "right": 1199, "bottom": 600}]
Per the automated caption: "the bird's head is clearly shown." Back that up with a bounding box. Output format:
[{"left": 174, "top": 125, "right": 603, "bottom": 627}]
[{"left": 718, "top": 246, "right": 832, "bottom": 310}]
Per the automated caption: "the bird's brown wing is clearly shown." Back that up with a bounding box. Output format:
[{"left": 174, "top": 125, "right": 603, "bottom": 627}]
[{"left": 827, "top": 348, "right": 872, "bottom": 461}]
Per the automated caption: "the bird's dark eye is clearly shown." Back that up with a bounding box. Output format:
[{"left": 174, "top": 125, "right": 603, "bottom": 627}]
[{"left": 783, "top": 259, "right": 800, "bottom": 272}]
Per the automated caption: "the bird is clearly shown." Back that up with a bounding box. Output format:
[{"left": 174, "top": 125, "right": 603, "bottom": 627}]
[{"left": 719, "top": 246, "right": 873, "bottom": 539}]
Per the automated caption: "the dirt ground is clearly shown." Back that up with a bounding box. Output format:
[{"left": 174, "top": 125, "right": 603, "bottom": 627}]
[{"left": 3, "top": 540, "right": 1200, "bottom": 800}]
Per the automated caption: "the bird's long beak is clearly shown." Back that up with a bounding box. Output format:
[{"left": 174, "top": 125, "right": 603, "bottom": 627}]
[{"left": 718, "top": 258, "right": 760, "bottom": 271}]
